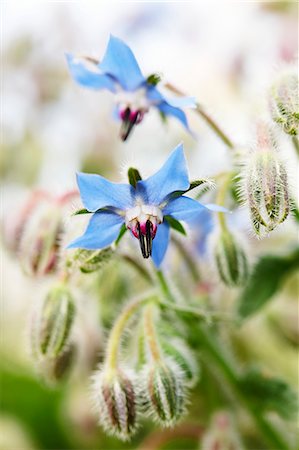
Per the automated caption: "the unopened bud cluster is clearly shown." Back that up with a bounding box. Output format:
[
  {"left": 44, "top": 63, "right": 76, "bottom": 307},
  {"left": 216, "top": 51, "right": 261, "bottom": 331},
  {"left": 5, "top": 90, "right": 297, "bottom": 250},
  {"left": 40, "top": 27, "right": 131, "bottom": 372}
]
[
  {"left": 214, "top": 228, "right": 249, "bottom": 287},
  {"left": 269, "top": 71, "right": 299, "bottom": 136},
  {"left": 72, "top": 247, "right": 113, "bottom": 273},
  {"left": 31, "top": 283, "right": 76, "bottom": 382},
  {"left": 242, "top": 128, "right": 290, "bottom": 236},
  {"left": 91, "top": 303, "right": 198, "bottom": 441}
]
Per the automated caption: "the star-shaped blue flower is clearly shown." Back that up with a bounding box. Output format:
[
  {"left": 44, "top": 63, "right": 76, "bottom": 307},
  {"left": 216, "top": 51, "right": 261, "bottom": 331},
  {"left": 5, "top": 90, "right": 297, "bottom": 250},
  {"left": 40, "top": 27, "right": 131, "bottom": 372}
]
[
  {"left": 68, "top": 144, "right": 225, "bottom": 267},
  {"left": 66, "top": 35, "right": 196, "bottom": 140}
]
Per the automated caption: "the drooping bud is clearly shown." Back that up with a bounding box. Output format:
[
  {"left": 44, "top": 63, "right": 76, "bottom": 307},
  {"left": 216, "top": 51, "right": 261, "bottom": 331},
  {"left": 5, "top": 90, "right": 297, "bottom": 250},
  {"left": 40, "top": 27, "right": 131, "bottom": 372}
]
[
  {"left": 160, "top": 338, "right": 199, "bottom": 387},
  {"left": 200, "top": 411, "right": 244, "bottom": 450},
  {"left": 91, "top": 367, "right": 138, "bottom": 441},
  {"left": 242, "top": 124, "right": 290, "bottom": 236},
  {"left": 214, "top": 228, "right": 249, "bottom": 287},
  {"left": 71, "top": 247, "right": 113, "bottom": 273},
  {"left": 36, "top": 343, "right": 76, "bottom": 384},
  {"left": 269, "top": 70, "right": 299, "bottom": 136},
  {"left": 31, "top": 283, "right": 75, "bottom": 360},
  {"left": 140, "top": 359, "right": 187, "bottom": 427}
]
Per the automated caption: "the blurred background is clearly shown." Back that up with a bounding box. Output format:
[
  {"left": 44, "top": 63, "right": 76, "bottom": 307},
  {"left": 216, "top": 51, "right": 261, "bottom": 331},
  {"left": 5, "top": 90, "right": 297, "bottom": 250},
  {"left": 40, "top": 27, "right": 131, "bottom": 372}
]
[{"left": 1, "top": 1, "right": 298, "bottom": 449}]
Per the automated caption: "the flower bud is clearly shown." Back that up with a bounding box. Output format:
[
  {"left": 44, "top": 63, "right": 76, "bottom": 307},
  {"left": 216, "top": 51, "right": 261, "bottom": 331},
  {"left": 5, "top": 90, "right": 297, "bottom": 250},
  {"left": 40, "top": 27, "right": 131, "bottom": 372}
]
[
  {"left": 37, "top": 343, "right": 76, "bottom": 384},
  {"left": 214, "top": 229, "right": 249, "bottom": 287},
  {"left": 72, "top": 247, "right": 113, "bottom": 273},
  {"left": 92, "top": 367, "right": 138, "bottom": 441},
  {"left": 160, "top": 338, "right": 199, "bottom": 387},
  {"left": 200, "top": 411, "right": 244, "bottom": 450},
  {"left": 243, "top": 126, "right": 290, "bottom": 236},
  {"left": 31, "top": 283, "right": 75, "bottom": 360},
  {"left": 140, "top": 359, "right": 187, "bottom": 426},
  {"left": 269, "top": 71, "right": 299, "bottom": 136}
]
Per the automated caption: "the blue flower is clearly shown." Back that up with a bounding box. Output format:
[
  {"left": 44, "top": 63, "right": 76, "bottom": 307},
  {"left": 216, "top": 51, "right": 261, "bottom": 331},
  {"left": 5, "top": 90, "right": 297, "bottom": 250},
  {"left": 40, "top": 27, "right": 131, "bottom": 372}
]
[
  {"left": 68, "top": 144, "right": 226, "bottom": 267},
  {"left": 66, "top": 35, "right": 196, "bottom": 140}
]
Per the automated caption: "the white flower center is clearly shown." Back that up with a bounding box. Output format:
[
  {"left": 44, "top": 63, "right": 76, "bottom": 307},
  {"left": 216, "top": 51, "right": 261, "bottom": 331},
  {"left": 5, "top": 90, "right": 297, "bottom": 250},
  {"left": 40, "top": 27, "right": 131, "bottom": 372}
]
[{"left": 114, "top": 88, "right": 151, "bottom": 112}]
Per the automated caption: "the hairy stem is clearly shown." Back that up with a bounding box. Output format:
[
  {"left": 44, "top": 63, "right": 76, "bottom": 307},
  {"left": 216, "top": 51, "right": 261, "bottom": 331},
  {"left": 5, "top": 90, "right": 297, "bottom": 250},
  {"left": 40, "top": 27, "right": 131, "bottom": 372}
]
[
  {"left": 292, "top": 136, "right": 299, "bottom": 157},
  {"left": 216, "top": 172, "right": 233, "bottom": 230},
  {"left": 105, "top": 293, "right": 153, "bottom": 372},
  {"left": 143, "top": 303, "right": 162, "bottom": 363}
]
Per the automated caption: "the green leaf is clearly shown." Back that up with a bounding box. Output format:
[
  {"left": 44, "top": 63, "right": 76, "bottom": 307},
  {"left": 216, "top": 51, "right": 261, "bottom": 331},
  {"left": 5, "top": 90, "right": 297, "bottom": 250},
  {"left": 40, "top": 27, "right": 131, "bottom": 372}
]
[
  {"left": 127, "top": 167, "right": 142, "bottom": 187},
  {"left": 147, "top": 73, "right": 162, "bottom": 86},
  {"left": 72, "top": 208, "right": 91, "bottom": 216},
  {"left": 238, "top": 248, "right": 299, "bottom": 319},
  {"left": 115, "top": 223, "right": 127, "bottom": 246},
  {"left": 239, "top": 368, "right": 298, "bottom": 419},
  {"left": 164, "top": 216, "right": 186, "bottom": 235}
]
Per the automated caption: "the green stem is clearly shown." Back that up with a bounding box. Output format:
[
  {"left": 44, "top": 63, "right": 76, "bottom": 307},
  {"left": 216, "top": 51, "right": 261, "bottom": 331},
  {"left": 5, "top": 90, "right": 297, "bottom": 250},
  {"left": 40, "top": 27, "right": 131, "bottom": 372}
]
[
  {"left": 216, "top": 172, "right": 233, "bottom": 230},
  {"left": 292, "top": 136, "right": 299, "bottom": 157},
  {"left": 105, "top": 293, "right": 153, "bottom": 373},
  {"left": 155, "top": 270, "right": 176, "bottom": 303},
  {"left": 164, "top": 82, "right": 235, "bottom": 150},
  {"left": 154, "top": 269, "right": 290, "bottom": 450},
  {"left": 143, "top": 303, "right": 162, "bottom": 363}
]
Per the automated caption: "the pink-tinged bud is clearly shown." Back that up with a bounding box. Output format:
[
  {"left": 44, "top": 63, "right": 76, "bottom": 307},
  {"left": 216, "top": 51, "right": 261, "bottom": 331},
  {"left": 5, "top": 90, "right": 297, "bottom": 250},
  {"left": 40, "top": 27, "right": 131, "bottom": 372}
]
[
  {"left": 11, "top": 190, "right": 78, "bottom": 277},
  {"left": 139, "top": 359, "right": 187, "bottom": 427},
  {"left": 92, "top": 367, "right": 138, "bottom": 441},
  {"left": 242, "top": 124, "right": 290, "bottom": 237},
  {"left": 269, "top": 70, "right": 299, "bottom": 136},
  {"left": 37, "top": 343, "right": 76, "bottom": 384},
  {"left": 200, "top": 411, "right": 244, "bottom": 450}
]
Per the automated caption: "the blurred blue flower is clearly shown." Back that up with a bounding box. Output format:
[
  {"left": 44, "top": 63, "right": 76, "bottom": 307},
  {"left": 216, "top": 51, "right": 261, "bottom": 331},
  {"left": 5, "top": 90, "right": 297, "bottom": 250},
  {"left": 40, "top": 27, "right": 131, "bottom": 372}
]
[
  {"left": 66, "top": 35, "right": 196, "bottom": 140},
  {"left": 68, "top": 144, "right": 225, "bottom": 267}
]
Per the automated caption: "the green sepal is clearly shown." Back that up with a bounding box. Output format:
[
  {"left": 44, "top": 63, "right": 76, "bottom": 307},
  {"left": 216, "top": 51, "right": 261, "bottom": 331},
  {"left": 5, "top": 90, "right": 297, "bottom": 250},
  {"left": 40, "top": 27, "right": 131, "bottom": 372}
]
[
  {"left": 164, "top": 216, "right": 186, "bottom": 235},
  {"left": 72, "top": 208, "right": 92, "bottom": 216},
  {"left": 171, "top": 179, "right": 214, "bottom": 199},
  {"left": 115, "top": 223, "right": 127, "bottom": 246},
  {"left": 128, "top": 167, "right": 142, "bottom": 188},
  {"left": 147, "top": 73, "right": 162, "bottom": 86}
]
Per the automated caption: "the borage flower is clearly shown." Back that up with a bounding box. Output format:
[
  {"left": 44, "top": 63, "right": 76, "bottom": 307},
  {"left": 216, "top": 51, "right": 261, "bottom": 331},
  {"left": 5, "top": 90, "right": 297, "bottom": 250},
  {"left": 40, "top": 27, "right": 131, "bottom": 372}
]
[
  {"left": 66, "top": 35, "right": 195, "bottom": 140},
  {"left": 68, "top": 144, "right": 225, "bottom": 267}
]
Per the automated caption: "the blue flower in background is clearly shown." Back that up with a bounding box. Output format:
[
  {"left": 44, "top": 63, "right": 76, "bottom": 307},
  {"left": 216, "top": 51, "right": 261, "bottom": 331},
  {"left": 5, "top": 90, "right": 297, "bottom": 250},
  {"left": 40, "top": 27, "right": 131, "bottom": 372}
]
[
  {"left": 68, "top": 144, "right": 225, "bottom": 267},
  {"left": 66, "top": 35, "right": 196, "bottom": 140}
]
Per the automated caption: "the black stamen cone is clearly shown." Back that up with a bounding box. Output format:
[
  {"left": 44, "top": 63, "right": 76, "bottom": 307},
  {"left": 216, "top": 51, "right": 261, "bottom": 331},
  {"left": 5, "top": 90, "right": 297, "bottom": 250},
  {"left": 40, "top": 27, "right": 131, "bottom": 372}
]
[
  {"left": 137, "top": 221, "right": 152, "bottom": 259},
  {"left": 120, "top": 109, "right": 139, "bottom": 141}
]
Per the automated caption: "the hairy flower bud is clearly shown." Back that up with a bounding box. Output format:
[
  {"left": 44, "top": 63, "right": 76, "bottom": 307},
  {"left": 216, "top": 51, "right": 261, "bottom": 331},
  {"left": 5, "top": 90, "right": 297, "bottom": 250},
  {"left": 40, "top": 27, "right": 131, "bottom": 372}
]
[
  {"left": 72, "top": 247, "right": 113, "bottom": 273},
  {"left": 37, "top": 343, "right": 76, "bottom": 384},
  {"left": 31, "top": 283, "right": 75, "bottom": 360},
  {"left": 200, "top": 411, "right": 244, "bottom": 450},
  {"left": 269, "top": 71, "right": 299, "bottom": 136},
  {"left": 140, "top": 359, "right": 187, "bottom": 426},
  {"left": 242, "top": 126, "right": 290, "bottom": 236},
  {"left": 92, "top": 367, "right": 138, "bottom": 441},
  {"left": 160, "top": 338, "right": 199, "bottom": 387},
  {"left": 214, "top": 229, "right": 249, "bottom": 287}
]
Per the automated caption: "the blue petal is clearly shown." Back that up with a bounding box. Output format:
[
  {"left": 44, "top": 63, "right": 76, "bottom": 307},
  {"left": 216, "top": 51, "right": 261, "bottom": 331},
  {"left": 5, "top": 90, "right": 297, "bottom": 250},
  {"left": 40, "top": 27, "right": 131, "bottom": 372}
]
[
  {"left": 152, "top": 221, "right": 170, "bottom": 267},
  {"left": 77, "top": 172, "right": 134, "bottom": 212},
  {"left": 67, "top": 211, "right": 124, "bottom": 249},
  {"left": 66, "top": 53, "right": 116, "bottom": 91},
  {"left": 164, "top": 96, "right": 197, "bottom": 109},
  {"left": 157, "top": 102, "right": 191, "bottom": 131},
  {"left": 163, "top": 196, "right": 208, "bottom": 221},
  {"left": 135, "top": 144, "right": 190, "bottom": 205},
  {"left": 99, "top": 35, "right": 145, "bottom": 91},
  {"left": 205, "top": 203, "right": 230, "bottom": 213}
]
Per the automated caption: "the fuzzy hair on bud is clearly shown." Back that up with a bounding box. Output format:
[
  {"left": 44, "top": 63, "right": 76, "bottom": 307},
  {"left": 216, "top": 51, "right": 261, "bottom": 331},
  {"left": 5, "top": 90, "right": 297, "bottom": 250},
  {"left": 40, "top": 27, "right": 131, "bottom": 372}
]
[
  {"left": 91, "top": 367, "right": 138, "bottom": 441},
  {"left": 240, "top": 124, "right": 290, "bottom": 237},
  {"left": 31, "top": 283, "right": 75, "bottom": 360},
  {"left": 72, "top": 247, "right": 113, "bottom": 273},
  {"left": 214, "top": 228, "right": 249, "bottom": 287},
  {"left": 36, "top": 343, "right": 76, "bottom": 385},
  {"left": 160, "top": 338, "right": 199, "bottom": 387},
  {"left": 269, "top": 70, "right": 299, "bottom": 136},
  {"left": 139, "top": 359, "right": 188, "bottom": 427}
]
